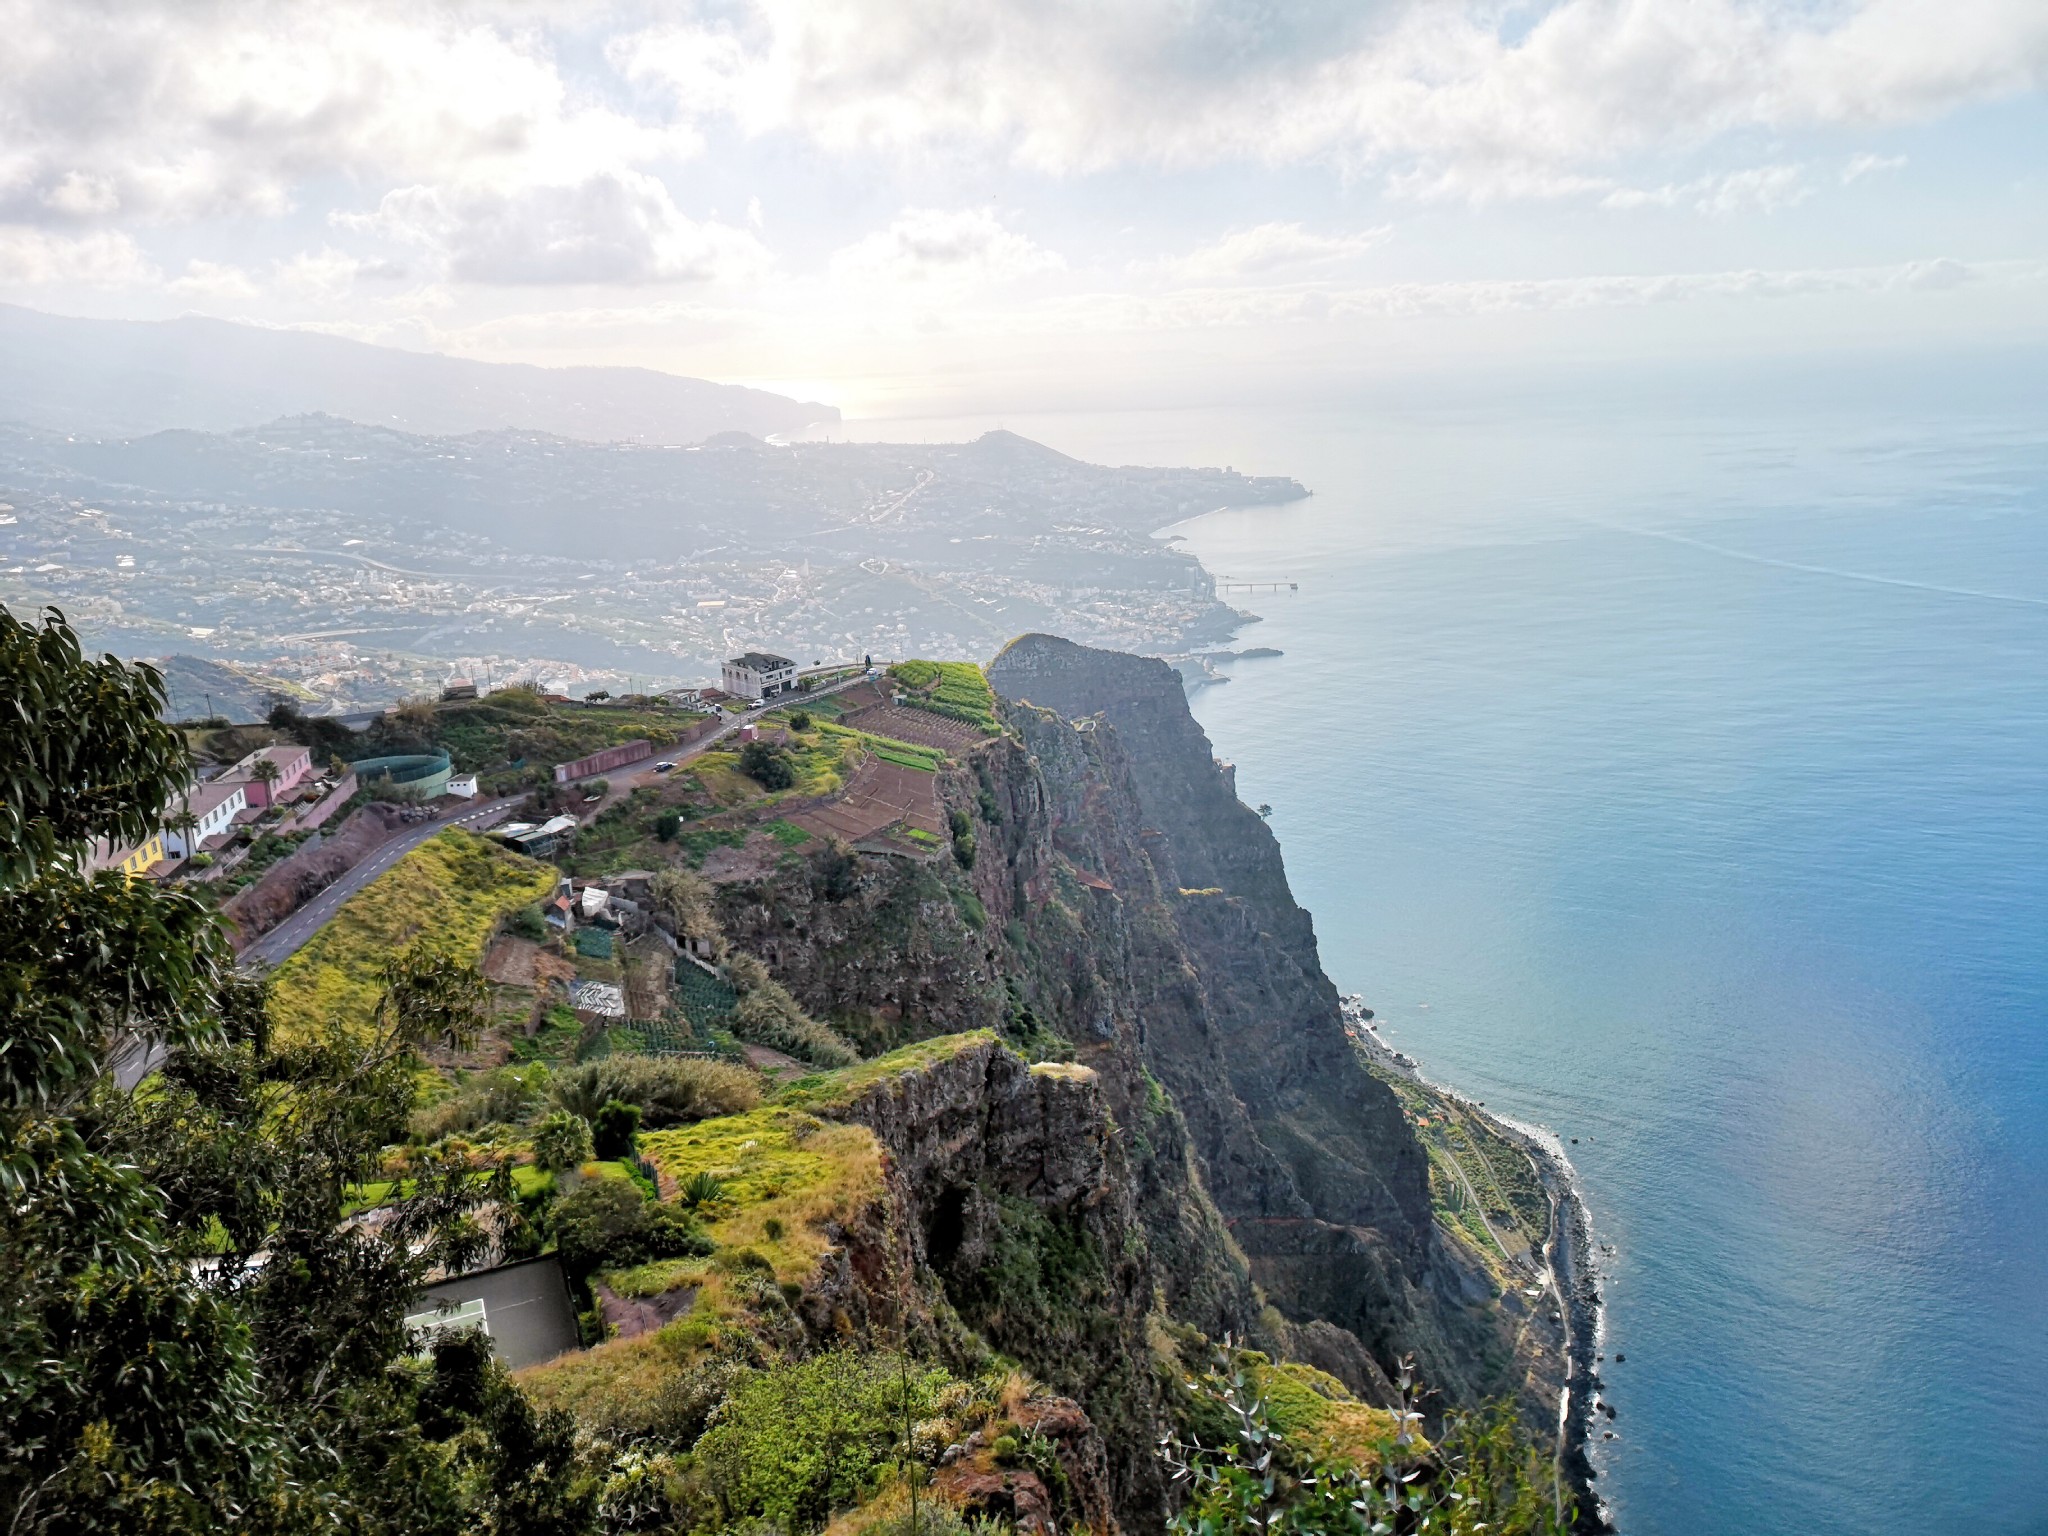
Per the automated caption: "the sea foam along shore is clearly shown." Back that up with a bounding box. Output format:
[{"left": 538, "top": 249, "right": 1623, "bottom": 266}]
[{"left": 1347, "top": 1014, "right": 1611, "bottom": 1534}]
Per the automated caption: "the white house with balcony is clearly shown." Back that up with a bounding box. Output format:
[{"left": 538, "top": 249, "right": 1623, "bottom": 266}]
[{"left": 721, "top": 651, "right": 798, "bottom": 701}]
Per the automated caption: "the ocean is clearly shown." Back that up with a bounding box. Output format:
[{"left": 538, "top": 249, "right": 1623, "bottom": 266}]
[{"left": 834, "top": 371, "right": 2048, "bottom": 1535}]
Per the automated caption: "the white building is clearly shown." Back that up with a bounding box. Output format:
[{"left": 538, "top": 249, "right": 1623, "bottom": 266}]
[
  {"left": 721, "top": 650, "right": 798, "bottom": 701},
  {"left": 447, "top": 774, "right": 479, "bottom": 799},
  {"left": 165, "top": 779, "right": 249, "bottom": 857}
]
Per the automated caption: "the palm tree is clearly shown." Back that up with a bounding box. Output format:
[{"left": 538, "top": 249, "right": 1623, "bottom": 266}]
[
  {"left": 251, "top": 757, "right": 282, "bottom": 799},
  {"left": 168, "top": 806, "right": 199, "bottom": 858}
]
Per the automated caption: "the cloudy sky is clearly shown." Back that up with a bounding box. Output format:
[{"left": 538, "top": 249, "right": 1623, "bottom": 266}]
[{"left": 2, "top": 0, "right": 2044, "bottom": 414}]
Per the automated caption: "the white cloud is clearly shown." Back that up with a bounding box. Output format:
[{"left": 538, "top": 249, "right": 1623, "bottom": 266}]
[
  {"left": 830, "top": 207, "right": 1063, "bottom": 290},
  {"left": 345, "top": 173, "right": 770, "bottom": 286},
  {"left": 167, "top": 258, "right": 260, "bottom": 300},
  {"left": 1602, "top": 163, "right": 1811, "bottom": 215},
  {"left": 1843, "top": 152, "right": 1908, "bottom": 182},
  {"left": 1891, "top": 255, "right": 1973, "bottom": 289},
  {"left": 622, "top": 0, "right": 2048, "bottom": 193},
  {"left": 0, "top": 226, "right": 158, "bottom": 286},
  {"left": 0, "top": 0, "right": 683, "bottom": 229},
  {"left": 1026, "top": 255, "right": 2031, "bottom": 334},
  {"left": 1143, "top": 222, "right": 1393, "bottom": 280}
]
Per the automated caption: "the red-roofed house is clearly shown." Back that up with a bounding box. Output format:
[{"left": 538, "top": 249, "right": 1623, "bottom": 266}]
[{"left": 224, "top": 744, "right": 314, "bottom": 807}]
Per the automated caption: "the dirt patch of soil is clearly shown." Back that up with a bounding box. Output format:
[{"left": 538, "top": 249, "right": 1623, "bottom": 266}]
[
  {"left": 483, "top": 935, "right": 545, "bottom": 986},
  {"left": 741, "top": 1043, "right": 808, "bottom": 1082},
  {"left": 593, "top": 1282, "right": 699, "bottom": 1342},
  {"left": 790, "top": 755, "right": 945, "bottom": 844},
  {"left": 840, "top": 702, "right": 989, "bottom": 753}
]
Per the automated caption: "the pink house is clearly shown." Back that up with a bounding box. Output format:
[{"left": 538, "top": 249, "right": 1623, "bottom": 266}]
[{"left": 225, "top": 743, "right": 314, "bottom": 808}]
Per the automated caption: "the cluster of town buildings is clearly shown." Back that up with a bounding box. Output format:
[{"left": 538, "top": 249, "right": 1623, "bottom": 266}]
[
  {"left": 91, "top": 647, "right": 820, "bottom": 884},
  {"left": 88, "top": 742, "right": 324, "bottom": 880}
]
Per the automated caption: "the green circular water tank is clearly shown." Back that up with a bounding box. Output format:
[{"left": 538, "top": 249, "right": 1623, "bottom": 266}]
[{"left": 350, "top": 752, "right": 452, "bottom": 802}]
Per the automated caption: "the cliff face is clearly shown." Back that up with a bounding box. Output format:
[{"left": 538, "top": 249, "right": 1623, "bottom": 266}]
[
  {"left": 985, "top": 635, "right": 1517, "bottom": 1406},
  {"left": 820, "top": 1039, "right": 1161, "bottom": 1519},
  {"left": 705, "top": 635, "right": 1557, "bottom": 1521}
]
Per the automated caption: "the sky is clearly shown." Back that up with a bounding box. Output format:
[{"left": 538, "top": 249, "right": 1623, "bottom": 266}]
[{"left": 1, "top": 0, "right": 2044, "bottom": 416}]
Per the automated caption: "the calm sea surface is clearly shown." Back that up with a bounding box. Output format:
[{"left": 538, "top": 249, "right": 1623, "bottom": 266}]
[{"left": 840, "top": 381, "right": 2048, "bottom": 1535}]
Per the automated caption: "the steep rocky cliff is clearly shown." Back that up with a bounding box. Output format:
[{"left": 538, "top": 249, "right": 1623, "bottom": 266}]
[{"left": 707, "top": 636, "right": 1563, "bottom": 1457}]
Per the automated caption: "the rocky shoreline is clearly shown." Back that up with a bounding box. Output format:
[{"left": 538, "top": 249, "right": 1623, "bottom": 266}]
[{"left": 1348, "top": 1021, "right": 1610, "bottom": 1532}]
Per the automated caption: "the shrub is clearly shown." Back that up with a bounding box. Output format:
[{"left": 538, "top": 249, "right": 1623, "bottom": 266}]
[
  {"left": 788, "top": 709, "right": 813, "bottom": 731},
  {"left": 740, "top": 740, "right": 796, "bottom": 790},
  {"left": 724, "top": 952, "right": 857, "bottom": 1068},
  {"left": 552, "top": 1056, "right": 761, "bottom": 1127},
  {"left": 1162, "top": 1351, "right": 1574, "bottom": 1536},
  {"left": 952, "top": 830, "right": 976, "bottom": 870},
  {"left": 508, "top": 903, "right": 547, "bottom": 941},
  {"left": 655, "top": 810, "right": 682, "bottom": 842},
  {"left": 412, "top": 1066, "right": 548, "bottom": 1141},
  {"left": 591, "top": 1099, "right": 642, "bottom": 1160},
  {"left": 532, "top": 1110, "right": 593, "bottom": 1172},
  {"left": 678, "top": 1171, "right": 726, "bottom": 1210},
  {"left": 813, "top": 838, "right": 861, "bottom": 902},
  {"left": 550, "top": 1177, "right": 710, "bottom": 1280},
  {"left": 693, "top": 1353, "right": 951, "bottom": 1531}
]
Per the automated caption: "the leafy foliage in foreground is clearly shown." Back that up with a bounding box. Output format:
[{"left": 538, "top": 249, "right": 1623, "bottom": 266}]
[
  {"left": 1163, "top": 1347, "right": 1574, "bottom": 1536},
  {"left": 694, "top": 1353, "right": 949, "bottom": 1530},
  {"left": 0, "top": 603, "right": 550, "bottom": 1534}
]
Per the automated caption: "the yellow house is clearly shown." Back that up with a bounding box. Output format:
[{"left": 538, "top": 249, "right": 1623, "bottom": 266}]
[{"left": 86, "top": 831, "right": 168, "bottom": 881}]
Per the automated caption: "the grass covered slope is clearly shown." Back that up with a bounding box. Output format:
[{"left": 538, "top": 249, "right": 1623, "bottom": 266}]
[
  {"left": 516, "top": 1107, "right": 890, "bottom": 1427},
  {"left": 266, "top": 829, "right": 557, "bottom": 1040}
]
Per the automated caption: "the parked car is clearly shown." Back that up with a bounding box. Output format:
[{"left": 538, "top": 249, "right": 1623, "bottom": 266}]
[{"left": 652, "top": 761, "right": 675, "bottom": 773}]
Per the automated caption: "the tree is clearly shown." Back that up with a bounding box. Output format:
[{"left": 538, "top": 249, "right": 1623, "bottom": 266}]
[
  {"left": 739, "top": 739, "right": 794, "bottom": 790},
  {"left": 0, "top": 603, "right": 534, "bottom": 1534},
  {"left": 655, "top": 810, "right": 682, "bottom": 843},
  {"left": 590, "top": 1099, "right": 641, "bottom": 1160},
  {"left": 251, "top": 756, "right": 283, "bottom": 798},
  {"left": 549, "top": 1178, "right": 708, "bottom": 1281},
  {"left": 168, "top": 804, "right": 200, "bottom": 857},
  {"left": 532, "top": 1109, "right": 594, "bottom": 1172},
  {"left": 788, "top": 709, "right": 813, "bottom": 731},
  {"left": 649, "top": 866, "right": 720, "bottom": 951}
]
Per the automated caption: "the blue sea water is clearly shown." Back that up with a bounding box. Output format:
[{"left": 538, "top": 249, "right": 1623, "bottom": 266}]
[{"left": 847, "top": 375, "right": 2048, "bottom": 1534}]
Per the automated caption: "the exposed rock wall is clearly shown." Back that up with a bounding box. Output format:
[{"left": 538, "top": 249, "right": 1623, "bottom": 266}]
[
  {"left": 819, "top": 1038, "right": 1164, "bottom": 1522},
  {"left": 987, "top": 635, "right": 1523, "bottom": 1409},
  {"left": 712, "top": 635, "right": 1554, "bottom": 1481}
]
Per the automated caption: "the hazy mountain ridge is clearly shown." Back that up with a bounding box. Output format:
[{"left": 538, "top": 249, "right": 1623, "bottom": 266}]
[{"left": 0, "top": 304, "right": 837, "bottom": 444}]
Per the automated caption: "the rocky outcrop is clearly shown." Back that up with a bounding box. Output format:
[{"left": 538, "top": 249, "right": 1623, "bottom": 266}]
[
  {"left": 987, "top": 635, "right": 1528, "bottom": 1411},
  {"left": 934, "top": 1395, "right": 1121, "bottom": 1536},
  {"left": 706, "top": 635, "right": 1560, "bottom": 1520},
  {"left": 818, "top": 1039, "right": 1166, "bottom": 1520}
]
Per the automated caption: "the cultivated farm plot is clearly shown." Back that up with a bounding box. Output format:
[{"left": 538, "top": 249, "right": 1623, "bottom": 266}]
[
  {"left": 838, "top": 702, "right": 989, "bottom": 754},
  {"left": 791, "top": 755, "right": 947, "bottom": 844}
]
